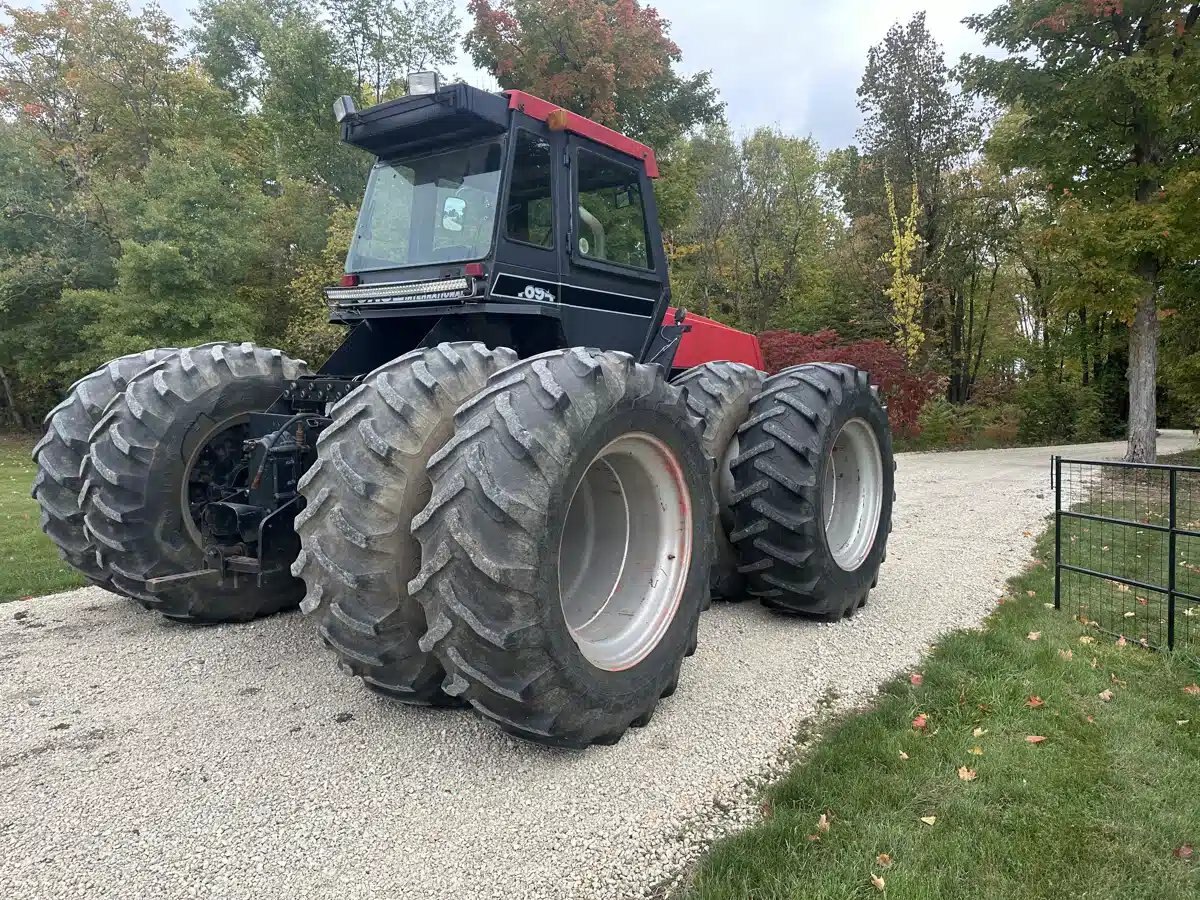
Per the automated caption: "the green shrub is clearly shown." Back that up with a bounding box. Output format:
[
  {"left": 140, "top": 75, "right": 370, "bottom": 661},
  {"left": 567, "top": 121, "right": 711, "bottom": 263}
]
[
  {"left": 915, "top": 398, "right": 971, "bottom": 449},
  {"left": 1071, "top": 386, "right": 1106, "bottom": 442},
  {"left": 978, "top": 402, "right": 1023, "bottom": 447}
]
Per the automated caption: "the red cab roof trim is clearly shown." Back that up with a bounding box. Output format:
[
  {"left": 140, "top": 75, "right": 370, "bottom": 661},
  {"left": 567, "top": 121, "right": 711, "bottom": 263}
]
[{"left": 504, "top": 90, "right": 660, "bottom": 178}]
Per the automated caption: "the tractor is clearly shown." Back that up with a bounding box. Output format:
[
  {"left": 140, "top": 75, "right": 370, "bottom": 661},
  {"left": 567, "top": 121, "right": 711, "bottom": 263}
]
[{"left": 32, "top": 77, "right": 894, "bottom": 749}]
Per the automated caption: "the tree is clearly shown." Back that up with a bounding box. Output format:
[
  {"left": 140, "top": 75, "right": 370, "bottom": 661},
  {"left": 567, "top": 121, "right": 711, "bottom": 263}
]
[
  {"left": 963, "top": 1, "right": 1200, "bottom": 461},
  {"left": 326, "top": 0, "right": 458, "bottom": 101},
  {"left": 665, "top": 127, "right": 834, "bottom": 332},
  {"left": 882, "top": 180, "right": 925, "bottom": 362},
  {"left": 844, "top": 13, "right": 987, "bottom": 383},
  {"left": 1, "top": 0, "right": 236, "bottom": 186},
  {"left": 0, "top": 119, "right": 111, "bottom": 421},
  {"left": 464, "top": 0, "right": 722, "bottom": 149},
  {"left": 855, "top": 13, "right": 980, "bottom": 268}
]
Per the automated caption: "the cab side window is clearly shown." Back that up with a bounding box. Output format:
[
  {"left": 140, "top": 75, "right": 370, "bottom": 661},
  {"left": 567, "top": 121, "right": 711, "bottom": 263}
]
[
  {"left": 505, "top": 130, "right": 554, "bottom": 248},
  {"left": 575, "top": 150, "right": 651, "bottom": 270}
]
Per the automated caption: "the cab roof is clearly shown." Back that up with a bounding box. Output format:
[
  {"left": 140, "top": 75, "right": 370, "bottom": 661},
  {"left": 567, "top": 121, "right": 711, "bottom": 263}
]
[
  {"left": 340, "top": 83, "right": 659, "bottom": 177},
  {"left": 503, "top": 90, "right": 659, "bottom": 178}
]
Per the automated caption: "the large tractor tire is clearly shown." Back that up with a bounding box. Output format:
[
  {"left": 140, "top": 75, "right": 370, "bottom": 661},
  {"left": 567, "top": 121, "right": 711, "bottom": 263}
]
[
  {"left": 32, "top": 349, "right": 178, "bottom": 592},
  {"left": 80, "top": 343, "right": 309, "bottom": 623},
  {"left": 411, "top": 348, "right": 715, "bottom": 749},
  {"left": 293, "top": 342, "right": 518, "bottom": 705},
  {"left": 729, "top": 363, "right": 893, "bottom": 619},
  {"left": 673, "top": 362, "right": 764, "bottom": 602}
]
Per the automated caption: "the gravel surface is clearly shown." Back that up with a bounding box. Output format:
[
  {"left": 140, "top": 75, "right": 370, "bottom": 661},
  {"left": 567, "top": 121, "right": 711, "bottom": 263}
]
[{"left": 2, "top": 433, "right": 1194, "bottom": 900}]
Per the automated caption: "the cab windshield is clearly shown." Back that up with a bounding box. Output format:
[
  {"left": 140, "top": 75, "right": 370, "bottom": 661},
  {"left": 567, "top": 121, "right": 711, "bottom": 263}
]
[{"left": 346, "top": 139, "right": 504, "bottom": 272}]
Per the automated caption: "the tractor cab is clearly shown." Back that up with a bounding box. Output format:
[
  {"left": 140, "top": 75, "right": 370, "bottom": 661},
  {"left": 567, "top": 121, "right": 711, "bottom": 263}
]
[{"left": 319, "top": 79, "right": 761, "bottom": 376}]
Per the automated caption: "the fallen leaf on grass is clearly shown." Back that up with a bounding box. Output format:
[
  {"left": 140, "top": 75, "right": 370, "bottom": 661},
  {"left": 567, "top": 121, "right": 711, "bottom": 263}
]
[
  {"left": 899, "top": 751, "right": 909, "bottom": 760},
  {"left": 1173, "top": 844, "right": 1194, "bottom": 861},
  {"left": 972, "top": 726, "right": 987, "bottom": 737},
  {"left": 1058, "top": 649, "right": 1073, "bottom": 661},
  {"left": 1123, "top": 611, "right": 1136, "bottom": 618},
  {"left": 1137, "top": 596, "right": 1149, "bottom": 606},
  {"left": 817, "top": 813, "right": 831, "bottom": 834},
  {"left": 876, "top": 853, "right": 893, "bottom": 867},
  {"left": 1026, "top": 590, "right": 1037, "bottom": 598},
  {"left": 919, "top": 815, "right": 937, "bottom": 826},
  {"left": 957, "top": 766, "right": 977, "bottom": 781},
  {"left": 1022, "top": 530, "right": 1032, "bottom": 537},
  {"left": 1027, "top": 631, "right": 1042, "bottom": 641},
  {"left": 1177, "top": 719, "right": 1190, "bottom": 725},
  {"left": 1086, "top": 715, "right": 1095, "bottom": 724},
  {"left": 1184, "top": 684, "right": 1200, "bottom": 696},
  {"left": 1116, "top": 636, "right": 1128, "bottom": 647},
  {"left": 805, "top": 833, "right": 821, "bottom": 842},
  {"left": 871, "top": 873, "right": 886, "bottom": 891},
  {"left": 1079, "top": 636, "right": 1096, "bottom": 645},
  {"left": 1025, "top": 735, "right": 1047, "bottom": 744},
  {"left": 969, "top": 746, "right": 984, "bottom": 756},
  {"left": 1115, "top": 582, "right": 1131, "bottom": 593},
  {"left": 910, "top": 673, "right": 923, "bottom": 686},
  {"left": 1026, "top": 695, "right": 1045, "bottom": 709},
  {"left": 1043, "top": 602, "right": 1055, "bottom": 609},
  {"left": 1098, "top": 689, "right": 1114, "bottom": 702},
  {"left": 912, "top": 714, "right": 928, "bottom": 730},
  {"left": 1091, "top": 657, "right": 1100, "bottom": 669}
]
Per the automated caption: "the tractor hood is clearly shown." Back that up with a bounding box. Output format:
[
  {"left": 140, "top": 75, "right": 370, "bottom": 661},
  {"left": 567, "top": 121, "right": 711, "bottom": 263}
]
[{"left": 340, "top": 84, "right": 511, "bottom": 158}]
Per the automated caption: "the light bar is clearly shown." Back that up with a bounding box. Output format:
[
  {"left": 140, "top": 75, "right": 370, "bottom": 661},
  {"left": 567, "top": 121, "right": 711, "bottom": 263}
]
[{"left": 325, "top": 277, "right": 471, "bottom": 306}]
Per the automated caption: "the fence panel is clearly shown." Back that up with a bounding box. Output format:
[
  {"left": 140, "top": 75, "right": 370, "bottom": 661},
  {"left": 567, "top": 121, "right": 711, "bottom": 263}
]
[{"left": 1054, "top": 457, "right": 1200, "bottom": 655}]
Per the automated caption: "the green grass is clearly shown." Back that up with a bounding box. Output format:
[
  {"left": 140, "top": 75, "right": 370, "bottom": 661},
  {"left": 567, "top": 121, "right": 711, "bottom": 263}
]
[
  {"left": 0, "top": 432, "right": 85, "bottom": 602},
  {"left": 680, "top": 529, "right": 1200, "bottom": 900}
]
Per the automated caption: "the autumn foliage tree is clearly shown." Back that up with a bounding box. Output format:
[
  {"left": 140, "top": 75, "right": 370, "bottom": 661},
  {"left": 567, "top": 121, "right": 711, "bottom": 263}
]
[
  {"left": 464, "top": 0, "right": 721, "bottom": 149},
  {"left": 964, "top": 1, "right": 1200, "bottom": 461}
]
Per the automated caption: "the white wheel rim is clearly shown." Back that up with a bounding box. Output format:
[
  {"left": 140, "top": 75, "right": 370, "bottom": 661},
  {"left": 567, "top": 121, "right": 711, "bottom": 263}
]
[
  {"left": 822, "top": 418, "right": 883, "bottom": 572},
  {"left": 558, "top": 433, "right": 692, "bottom": 671}
]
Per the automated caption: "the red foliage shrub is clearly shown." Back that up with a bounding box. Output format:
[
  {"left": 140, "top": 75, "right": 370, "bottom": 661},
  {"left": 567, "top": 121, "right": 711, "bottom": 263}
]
[{"left": 758, "top": 329, "right": 938, "bottom": 437}]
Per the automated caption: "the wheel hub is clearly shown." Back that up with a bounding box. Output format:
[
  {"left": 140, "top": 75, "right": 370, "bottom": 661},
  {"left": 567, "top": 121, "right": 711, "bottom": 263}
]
[
  {"left": 822, "top": 418, "right": 884, "bottom": 572},
  {"left": 558, "top": 433, "right": 692, "bottom": 672}
]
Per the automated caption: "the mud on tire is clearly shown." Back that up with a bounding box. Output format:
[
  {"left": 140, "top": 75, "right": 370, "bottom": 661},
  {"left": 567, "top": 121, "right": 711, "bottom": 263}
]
[
  {"left": 32, "top": 349, "right": 178, "bottom": 592},
  {"left": 293, "top": 342, "right": 518, "bottom": 705},
  {"left": 729, "top": 363, "right": 893, "bottom": 619},
  {"left": 80, "top": 343, "right": 309, "bottom": 622},
  {"left": 672, "top": 362, "right": 764, "bottom": 602},
  {"left": 410, "top": 348, "right": 715, "bottom": 749}
]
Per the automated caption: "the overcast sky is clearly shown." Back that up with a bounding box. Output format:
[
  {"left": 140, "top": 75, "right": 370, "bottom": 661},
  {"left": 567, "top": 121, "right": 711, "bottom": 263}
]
[
  {"left": 152, "top": 0, "right": 1003, "bottom": 150},
  {"left": 442, "top": 0, "right": 1003, "bottom": 149}
]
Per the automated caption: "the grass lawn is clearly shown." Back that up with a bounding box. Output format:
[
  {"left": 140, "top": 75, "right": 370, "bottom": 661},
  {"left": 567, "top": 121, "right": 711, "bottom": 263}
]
[
  {"left": 680, "top": 528, "right": 1200, "bottom": 899},
  {"left": 0, "top": 432, "right": 85, "bottom": 602}
]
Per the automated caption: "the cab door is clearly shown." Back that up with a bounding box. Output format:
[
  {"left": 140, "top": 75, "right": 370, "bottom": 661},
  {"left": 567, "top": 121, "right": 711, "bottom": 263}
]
[
  {"left": 491, "top": 126, "right": 561, "bottom": 302},
  {"left": 559, "top": 136, "right": 667, "bottom": 356}
]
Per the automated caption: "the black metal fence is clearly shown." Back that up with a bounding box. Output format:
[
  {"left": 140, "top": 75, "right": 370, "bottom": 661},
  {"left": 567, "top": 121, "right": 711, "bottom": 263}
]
[{"left": 1053, "top": 456, "right": 1200, "bottom": 655}]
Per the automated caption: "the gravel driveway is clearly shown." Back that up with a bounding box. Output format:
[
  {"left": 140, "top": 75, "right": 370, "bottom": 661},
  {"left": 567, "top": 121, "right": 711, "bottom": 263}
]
[{"left": 2, "top": 433, "right": 1194, "bottom": 900}]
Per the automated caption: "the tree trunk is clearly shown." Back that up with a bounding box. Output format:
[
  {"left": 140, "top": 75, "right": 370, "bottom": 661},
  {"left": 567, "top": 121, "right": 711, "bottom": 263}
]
[
  {"left": 1125, "top": 261, "right": 1159, "bottom": 462},
  {"left": 0, "top": 366, "right": 24, "bottom": 430},
  {"left": 1079, "top": 308, "right": 1089, "bottom": 387}
]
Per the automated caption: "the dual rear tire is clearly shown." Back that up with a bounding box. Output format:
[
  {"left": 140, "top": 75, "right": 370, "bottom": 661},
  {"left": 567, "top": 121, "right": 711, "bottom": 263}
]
[
  {"left": 409, "top": 349, "right": 714, "bottom": 748},
  {"left": 34, "top": 343, "right": 310, "bottom": 622},
  {"left": 296, "top": 346, "right": 714, "bottom": 748},
  {"left": 730, "top": 363, "right": 894, "bottom": 618}
]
